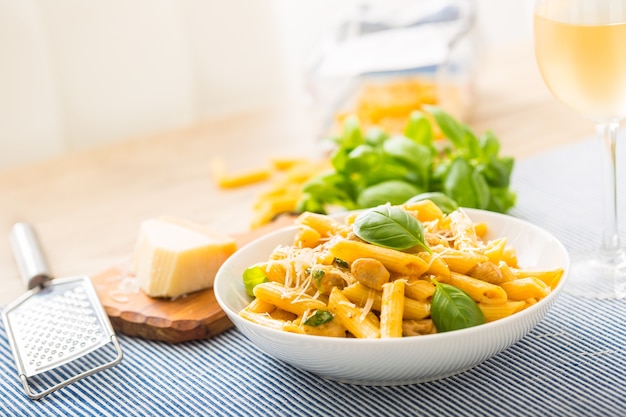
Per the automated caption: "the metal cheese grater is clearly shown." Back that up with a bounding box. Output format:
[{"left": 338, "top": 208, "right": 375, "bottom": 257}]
[{"left": 2, "top": 223, "right": 123, "bottom": 400}]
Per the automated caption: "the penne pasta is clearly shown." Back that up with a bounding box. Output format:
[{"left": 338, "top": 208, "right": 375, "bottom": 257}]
[
  {"left": 253, "top": 282, "right": 327, "bottom": 315},
  {"left": 416, "top": 252, "right": 451, "bottom": 279},
  {"left": 296, "top": 212, "right": 350, "bottom": 237},
  {"left": 330, "top": 239, "right": 429, "bottom": 277},
  {"left": 328, "top": 288, "right": 380, "bottom": 339},
  {"left": 239, "top": 309, "right": 288, "bottom": 331},
  {"left": 404, "top": 278, "right": 436, "bottom": 301},
  {"left": 401, "top": 199, "right": 444, "bottom": 222},
  {"left": 294, "top": 225, "right": 322, "bottom": 248},
  {"left": 478, "top": 300, "right": 526, "bottom": 322},
  {"left": 448, "top": 272, "right": 508, "bottom": 305},
  {"left": 511, "top": 267, "right": 564, "bottom": 290},
  {"left": 269, "top": 309, "right": 297, "bottom": 322},
  {"left": 258, "top": 261, "right": 287, "bottom": 285},
  {"left": 433, "top": 247, "right": 490, "bottom": 274},
  {"left": 481, "top": 238, "right": 508, "bottom": 264},
  {"left": 500, "top": 277, "right": 551, "bottom": 301},
  {"left": 341, "top": 283, "right": 430, "bottom": 320},
  {"left": 380, "top": 280, "right": 405, "bottom": 338},
  {"left": 246, "top": 298, "right": 276, "bottom": 314},
  {"left": 239, "top": 203, "right": 564, "bottom": 337}
]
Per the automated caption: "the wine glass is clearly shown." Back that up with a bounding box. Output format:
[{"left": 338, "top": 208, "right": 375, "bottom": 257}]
[{"left": 534, "top": 0, "right": 626, "bottom": 298}]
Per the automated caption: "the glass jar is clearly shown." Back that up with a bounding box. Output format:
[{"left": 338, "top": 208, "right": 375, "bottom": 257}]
[{"left": 305, "top": 0, "right": 477, "bottom": 138}]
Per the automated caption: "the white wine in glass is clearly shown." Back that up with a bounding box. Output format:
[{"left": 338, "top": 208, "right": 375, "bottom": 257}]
[{"left": 534, "top": 0, "right": 626, "bottom": 298}]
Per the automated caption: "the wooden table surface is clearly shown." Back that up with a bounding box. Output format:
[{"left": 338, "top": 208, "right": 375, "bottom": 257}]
[{"left": 0, "top": 42, "right": 594, "bottom": 306}]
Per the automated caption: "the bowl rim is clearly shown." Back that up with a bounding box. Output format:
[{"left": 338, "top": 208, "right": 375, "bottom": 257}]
[{"left": 214, "top": 208, "right": 571, "bottom": 345}]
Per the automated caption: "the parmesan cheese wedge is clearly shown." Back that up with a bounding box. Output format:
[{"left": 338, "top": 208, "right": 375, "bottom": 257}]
[{"left": 133, "top": 217, "right": 237, "bottom": 298}]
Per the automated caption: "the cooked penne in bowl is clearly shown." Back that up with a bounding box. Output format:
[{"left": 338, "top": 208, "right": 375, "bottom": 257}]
[{"left": 214, "top": 205, "right": 570, "bottom": 385}]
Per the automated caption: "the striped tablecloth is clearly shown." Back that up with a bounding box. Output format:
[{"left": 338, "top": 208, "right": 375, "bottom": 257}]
[{"left": 2, "top": 137, "right": 626, "bottom": 417}]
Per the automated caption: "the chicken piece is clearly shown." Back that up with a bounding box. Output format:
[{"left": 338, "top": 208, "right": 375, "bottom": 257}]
[
  {"left": 311, "top": 266, "right": 348, "bottom": 295},
  {"left": 402, "top": 319, "right": 435, "bottom": 336},
  {"left": 350, "top": 258, "right": 390, "bottom": 291},
  {"left": 468, "top": 262, "right": 505, "bottom": 284}
]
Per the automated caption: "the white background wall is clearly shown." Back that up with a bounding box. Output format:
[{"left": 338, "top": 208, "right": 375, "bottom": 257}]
[{"left": 0, "top": 0, "right": 534, "bottom": 169}]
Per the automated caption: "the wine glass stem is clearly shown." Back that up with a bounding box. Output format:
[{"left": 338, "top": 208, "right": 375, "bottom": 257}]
[{"left": 598, "top": 122, "right": 621, "bottom": 258}]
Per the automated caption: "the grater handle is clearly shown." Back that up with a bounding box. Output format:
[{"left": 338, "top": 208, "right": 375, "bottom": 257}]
[{"left": 10, "top": 222, "right": 53, "bottom": 290}]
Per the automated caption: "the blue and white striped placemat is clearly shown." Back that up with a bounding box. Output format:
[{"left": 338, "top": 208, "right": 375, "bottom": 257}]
[{"left": 3, "top": 137, "right": 626, "bottom": 417}]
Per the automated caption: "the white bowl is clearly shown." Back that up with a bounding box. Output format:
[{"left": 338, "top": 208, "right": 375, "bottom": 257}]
[{"left": 214, "top": 209, "right": 570, "bottom": 385}]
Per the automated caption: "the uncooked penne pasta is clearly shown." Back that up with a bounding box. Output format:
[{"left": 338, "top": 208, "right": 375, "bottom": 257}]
[{"left": 380, "top": 280, "right": 405, "bottom": 338}]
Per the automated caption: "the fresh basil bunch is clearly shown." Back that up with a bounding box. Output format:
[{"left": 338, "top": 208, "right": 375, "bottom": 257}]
[{"left": 297, "top": 107, "right": 516, "bottom": 214}]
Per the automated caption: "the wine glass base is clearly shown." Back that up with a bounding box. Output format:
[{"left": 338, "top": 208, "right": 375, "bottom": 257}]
[{"left": 565, "top": 249, "right": 626, "bottom": 299}]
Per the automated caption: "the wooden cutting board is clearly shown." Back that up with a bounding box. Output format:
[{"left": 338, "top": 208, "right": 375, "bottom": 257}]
[{"left": 91, "top": 215, "right": 295, "bottom": 344}]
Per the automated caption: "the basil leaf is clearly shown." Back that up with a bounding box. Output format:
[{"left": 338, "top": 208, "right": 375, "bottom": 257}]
[
  {"left": 296, "top": 193, "right": 327, "bottom": 214},
  {"left": 382, "top": 136, "right": 432, "bottom": 188},
  {"left": 425, "top": 106, "right": 466, "bottom": 150},
  {"left": 302, "top": 172, "right": 353, "bottom": 201},
  {"left": 311, "top": 269, "right": 326, "bottom": 287},
  {"left": 431, "top": 282, "right": 486, "bottom": 332},
  {"left": 366, "top": 161, "right": 414, "bottom": 185},
  {"left": 443, "top": 157, "right": 477, "bottom": 208},
  {"left": 353, "top": 205, "right": 429, "bottom": 252},
  {"left": 335, "top": 258, "right": 349, "bottom": 269},
  {"left": 243, "top": 265, "right": 269, "bottom": 297},
  {"left": 470, "top": 169, "right": 491, "bottom": 210},
  {"left": 346, "top": 144, "right": 380, "bottom": 174},
  {"left": 303, "top": 310, "right": 334, "bottom": 327},
  {"left": 479, "top": 131, "right": 501, "bottom": 158},
  {"left": 404, "top": 110, "right": 434, "bottom": 147},
  {"left": 463, "top": 127, "right": 482, "bottom": 159},
  {"left": 357, "top": 180, "right": 422, "bottom": 209},
  {"left": 487, "top": 187, "right": 517, "bottom": 213},
  {"left": 339, "top": 115, "right": 364, "bottom": 149},
  {"left": 364, "top": 126, "right": 389, "bottom": 147},
  {"left": 405, "top": 192, "right": 459, "bottom": 214}
]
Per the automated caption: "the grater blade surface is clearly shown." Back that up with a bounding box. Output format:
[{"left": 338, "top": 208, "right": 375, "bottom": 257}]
[
  {"left": 3, "top": 222, "right": 123, "bottom": 400},
  {"left": 3, "top": 277, "right": 113, "bottom": 378}
]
